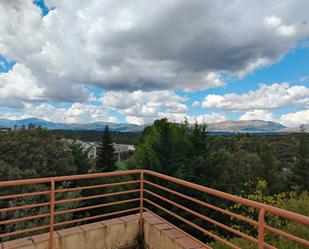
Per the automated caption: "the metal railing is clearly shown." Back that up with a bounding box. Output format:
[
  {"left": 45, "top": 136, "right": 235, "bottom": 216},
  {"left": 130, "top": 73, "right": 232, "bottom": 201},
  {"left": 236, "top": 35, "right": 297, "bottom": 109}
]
[{"left": 0, "top": 169, "right": 308, "bottom": 249}]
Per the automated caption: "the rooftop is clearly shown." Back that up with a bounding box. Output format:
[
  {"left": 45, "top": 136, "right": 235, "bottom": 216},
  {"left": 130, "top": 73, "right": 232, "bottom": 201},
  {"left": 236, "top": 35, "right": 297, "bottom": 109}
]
[{"left": 0, "top": 170, "right": 308, "bottom": 249}]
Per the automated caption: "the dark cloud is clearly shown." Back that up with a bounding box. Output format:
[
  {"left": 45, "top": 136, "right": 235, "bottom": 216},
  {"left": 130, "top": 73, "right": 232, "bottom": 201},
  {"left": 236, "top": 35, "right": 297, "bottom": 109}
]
[{"left": 0, "top": 0, "right": 308, "bottom": 103}]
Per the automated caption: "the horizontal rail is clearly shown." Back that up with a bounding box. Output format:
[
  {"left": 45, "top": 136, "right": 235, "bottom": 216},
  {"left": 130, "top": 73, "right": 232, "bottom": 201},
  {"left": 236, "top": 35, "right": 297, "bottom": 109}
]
[
  {"left": 144, "top": 189, "right": 273, "bottom": 248},
  {"left": 0, "top": 190, "right": 50, "bottom": 200},
  {"left": 0, "top": 169, "right": 308, "bottom": 249},
  {"left": 0, "top": 170, "right": 141, "bottom": 187},
  {"left": 144, "top": 170, "right": 309, "bottom": 225},
  {"left": 0, "top": 225, "right": 50, "bottom": 239},
  {"left": 55, "top": 180, "right": 140, "bottom": 193},
  {"left": 144, "top": 198, "right": 240, "bottom": 249},
  {"left": 55, "top": 198, "right": 140, "bottom": 216},
  {"left": 265, "top": 224, "right": 309, "bottom": 247},
  {"left": 0, "top": 201, "right": 50, "bottom": 213},
  {"left": 144, "top": 180, "right": 258, "bottom": 227},
  {"left": 54, "top": 208, "right": 140, "bottom": 227},
  {"left": 143, "top": 208, "right": 212, "bottom": 249},
  {"left": 0, "top": 213, "right": 49, "bottom": 225},
  {"left": 55, "top": 189, "right": 140, "bottom": 205}
]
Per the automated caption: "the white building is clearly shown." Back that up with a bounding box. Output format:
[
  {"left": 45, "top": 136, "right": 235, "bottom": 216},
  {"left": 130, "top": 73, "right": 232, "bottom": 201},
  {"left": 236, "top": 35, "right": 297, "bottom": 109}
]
[
  {"left": 64, "top": 139, "right": 97, "bottom": 159},
  {"left": 64, "top": 139, "right": 135, "bottom": 160}
]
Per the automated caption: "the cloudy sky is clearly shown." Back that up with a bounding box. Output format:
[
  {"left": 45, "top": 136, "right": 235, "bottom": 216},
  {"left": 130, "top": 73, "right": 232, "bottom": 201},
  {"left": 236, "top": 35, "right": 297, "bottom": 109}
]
[{"left": 0, "top": 0, "right": 308, "bottom": 126}]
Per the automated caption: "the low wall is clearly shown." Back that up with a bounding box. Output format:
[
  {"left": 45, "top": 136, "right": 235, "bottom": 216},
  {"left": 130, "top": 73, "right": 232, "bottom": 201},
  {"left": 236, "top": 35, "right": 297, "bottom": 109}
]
[
  {"left": 2, "top": 212, "right": 207, "bottom": 249},
  {"left": 2, "top": 214, "right": 140, "bottom": 249},
  {"left": 143, "top": 212, "right": 207, "bottom": 249}
]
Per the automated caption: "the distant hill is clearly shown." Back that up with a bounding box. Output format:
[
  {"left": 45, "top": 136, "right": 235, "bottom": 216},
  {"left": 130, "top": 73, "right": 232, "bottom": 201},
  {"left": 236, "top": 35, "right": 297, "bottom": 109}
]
[
  {"left": 0, "top": 124, "right": 9, "bottom": 130},
  {"left": 279, "top": 125, "right": 309, "bottom": 133},
  {"left": 0, "top": 118, "right": 304, "bottom": 133},
  {"left": 208, "top": 120, "right": 286, "bottom": 133},
  {"left": 0, "top": 118, "right": 145, "bottom": 132}
]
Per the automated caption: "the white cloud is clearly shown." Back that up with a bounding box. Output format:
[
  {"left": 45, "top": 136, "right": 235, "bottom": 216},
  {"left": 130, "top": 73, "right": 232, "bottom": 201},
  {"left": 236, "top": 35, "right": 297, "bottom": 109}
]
[
  {"left": 264, "top": 16, "right": 282, "bottom": 28},
  {"left": 0, "top": 63, "right": 91, "bottom": 107},
  {"left": 101, "top": 90, "right": 188, "bottom": 124},
  {"left": 280, "top": 109, "right": 309, "bottom": 127},
  {"left": 240, "top": 109, "right": 275, "bottom": 121},
  {"left": 158, "top": 112, "right": 227, "bottom": 124},
  {"left": 65, "top": 103, "right": 117, "bottom": 123},
  {"left": 277, "top": 25, "right": 297, "bottom": 37},
  {"left": 236, "top": 57, "right": 271, "bottom": 78},
  {"left": 0, "top": 0, "right": 308, "bottom": 105},
  {"left": 264, "top": 15, "right": 297, "bottom": 37},
  {"left": 0, "top": 103, "right": 117, "bottom": 124},
  {"left": 202, "top": 83, "right": 309, "bottom": 110},
  {"left": 191, "top": 101, "right": 201, "bottom": 107},
  {"left": 0, "top": 63, "right": 45, "bottom": 107}
]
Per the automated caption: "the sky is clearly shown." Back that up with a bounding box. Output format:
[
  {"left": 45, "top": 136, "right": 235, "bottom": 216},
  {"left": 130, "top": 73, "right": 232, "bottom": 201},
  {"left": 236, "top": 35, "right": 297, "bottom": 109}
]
[{"left": 0, "top": 0, "right": 308, "bottom": 127}]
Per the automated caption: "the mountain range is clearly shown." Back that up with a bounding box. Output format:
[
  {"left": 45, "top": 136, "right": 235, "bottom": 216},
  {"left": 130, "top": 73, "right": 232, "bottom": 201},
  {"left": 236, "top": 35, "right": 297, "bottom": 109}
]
[
  {"left": 0, "top": 118, "right": 306, "bottom": 133},
  {"left": 0, "top": 118, "right": 144, "bottom": 132}
]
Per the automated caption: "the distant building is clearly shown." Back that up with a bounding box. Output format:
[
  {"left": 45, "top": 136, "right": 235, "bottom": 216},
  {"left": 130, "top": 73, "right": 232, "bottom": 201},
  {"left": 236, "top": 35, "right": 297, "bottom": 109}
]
[
  {"left": 63, "top": 139, "right": 97, "bottom": 159},
  {"left": 0, "top": 127, "right": 10, "bottom": 133},
  {"left": 113, "top": 143, "right": 135, "bottom": 161},
  {"left": 63, "top": 139, "right": 135, "bottom": 161}
]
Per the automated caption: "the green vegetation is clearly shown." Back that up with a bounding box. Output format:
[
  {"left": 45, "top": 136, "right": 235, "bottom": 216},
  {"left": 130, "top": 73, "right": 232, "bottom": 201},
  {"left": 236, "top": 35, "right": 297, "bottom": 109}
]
[
  {"left": 96, "top": 125, "right": 117, "bottom": 172},
  {"left": 127, "top": 118, "right": 309, "bottom": 246},
  {"left": 0, "top": 126, "right": 76, "bottom": 179},
  {"left": 51, "top": 129, "right": 139, "bottom": 144},
  {"left": 0, "top": 119, "right": 308, "bottom": 246},
  {"left": 69, "top": 141, "right": 92, "bottom": 174},
  {"left": 213, "top": 182, "right": 309, "bottom": 249}
]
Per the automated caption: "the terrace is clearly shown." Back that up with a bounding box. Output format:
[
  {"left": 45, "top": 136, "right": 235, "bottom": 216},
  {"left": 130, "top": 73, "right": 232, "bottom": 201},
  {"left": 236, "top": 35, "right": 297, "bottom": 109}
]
[{"left": 0, "top": 170, "right": 308, "bottom": 249}]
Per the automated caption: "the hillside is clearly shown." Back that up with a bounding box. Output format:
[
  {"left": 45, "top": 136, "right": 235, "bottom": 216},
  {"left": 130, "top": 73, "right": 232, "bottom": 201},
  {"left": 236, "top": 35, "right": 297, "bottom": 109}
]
[
  {"left": 208, "top": 120, "right": 286, "bottom": 132},
  {"left": 0, "top": 118, "right": 144, "bottom": 132},
  {"left": 1, "top": 118, "right": 305, "bottom": 133}
]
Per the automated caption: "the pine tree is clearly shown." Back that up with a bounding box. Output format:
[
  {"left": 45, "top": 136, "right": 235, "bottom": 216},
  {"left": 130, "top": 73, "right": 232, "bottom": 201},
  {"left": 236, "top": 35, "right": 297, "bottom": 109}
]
[
  {"left": 96, "top": 125, "right": 116, "bottom": 172},
  {"left": 291, "top": 124, "right": 309, "bottom": 190},
  {"left": 69, "top": 141, "right": 91, "bottom": 174}
]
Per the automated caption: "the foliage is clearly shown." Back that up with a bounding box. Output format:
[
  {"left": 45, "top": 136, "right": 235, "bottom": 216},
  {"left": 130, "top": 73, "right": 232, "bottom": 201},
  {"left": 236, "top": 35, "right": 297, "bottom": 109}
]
[
  {"left": 1, "top": 120, "right": 308, "bottom": 246},
  {"left": 51, "top": 129, "right": 140, "bottom": 144},
  {"left": 129, "top": 119, "right": 229, "bottom": 187},
  {"left": 0, "top": 127, "right": 80, "bottom": 241},
  {"left": 69, "top": 141, "right": 92, "bottom": 174},
  {"left": 96, "top": 125, "right": 117, "bottom": 172},
  {"left": 2, "top": 183, "right": 81, "bottom": 241},
  {"left": 225, "top": 181, "right": 309, "bottom": 249},
  {"left": 128, "top": 118, "right": 309, "bottom": 246},
  {"left": 290, "top": 125, "right": 309, "bottom": 191},
  {"left": 0, "top": 127, "right": 76, "bottom": 177}
]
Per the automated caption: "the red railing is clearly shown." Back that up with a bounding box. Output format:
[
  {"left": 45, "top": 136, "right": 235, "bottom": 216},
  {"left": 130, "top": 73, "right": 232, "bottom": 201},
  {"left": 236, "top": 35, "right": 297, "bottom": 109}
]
[{"left": 0, "top": 170, "right": 308, "bottom": 249}]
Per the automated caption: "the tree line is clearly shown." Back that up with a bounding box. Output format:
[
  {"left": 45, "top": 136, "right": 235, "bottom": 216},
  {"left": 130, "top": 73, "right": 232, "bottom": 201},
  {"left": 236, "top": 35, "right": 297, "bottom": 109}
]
[{"left": 0, "top": 120, "right": 308, "bottom": 247}]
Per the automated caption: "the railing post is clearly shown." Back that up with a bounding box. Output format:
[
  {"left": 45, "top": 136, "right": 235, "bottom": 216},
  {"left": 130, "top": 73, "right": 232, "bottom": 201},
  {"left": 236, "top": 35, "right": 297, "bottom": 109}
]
[
  {"left": 139, "top": 170, "right": 144, "bottom": 238},
  {"left": 258, "top": 208, "right": 265, "bottom": 249},
  {"left": 49, "top": 178, "right": 55, "bottom": 249}
]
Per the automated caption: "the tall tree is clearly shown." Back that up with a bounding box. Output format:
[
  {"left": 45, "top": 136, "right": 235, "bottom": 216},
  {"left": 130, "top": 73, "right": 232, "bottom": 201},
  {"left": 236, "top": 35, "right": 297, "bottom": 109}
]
[
  {"left": 291, "top": 125, "right": 309, "bottom": 190},
  {"left": 96, "top": 125, "right": 116, "bottom": 172},
  {"left": 69, "top": 141, "right": 92, "bottom": 174},
  {"left": 0, "top": 127, "right": 76, "bottom": 178}
]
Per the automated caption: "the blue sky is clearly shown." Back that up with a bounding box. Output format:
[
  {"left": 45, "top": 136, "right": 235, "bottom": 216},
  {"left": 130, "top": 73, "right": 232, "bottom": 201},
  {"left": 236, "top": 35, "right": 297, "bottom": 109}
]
[{"left": 0, "top": 0, "right": 308, "bottom": 126}]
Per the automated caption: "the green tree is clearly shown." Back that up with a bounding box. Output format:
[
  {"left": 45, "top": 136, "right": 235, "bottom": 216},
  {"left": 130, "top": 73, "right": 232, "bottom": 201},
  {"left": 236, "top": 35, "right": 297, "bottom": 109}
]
[
  {"left": 291, "top": 125, "right": 309, "bottom": 190},
  {"left": 0, "top": 128, "right": 80, "bottom": 240},
  {"left": 96, "top": 125, "right": 116, "bottom": 172},
  {"left": 216, "top": 181, "right": 309, "bottom": 249},
  {"left": 128, "top": 118, "right": 189, "bottom": 176},
  {"left": 255, "top": 139, "right": 283, "bottom": 193},
  {"left": 129, "top": 118, "right": 229, "bottom": 187},
  {"left": 0, "top": 127, "right": 76, "bottom": 178},
  {"left": 69, "top": 141, "right": 92, "bottom": 174}
]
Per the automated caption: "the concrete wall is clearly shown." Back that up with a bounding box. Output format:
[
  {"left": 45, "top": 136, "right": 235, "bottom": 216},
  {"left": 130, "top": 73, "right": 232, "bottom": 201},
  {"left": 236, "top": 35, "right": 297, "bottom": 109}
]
[
  {"left": 2, "top": 212, "right": 208, "bottom": 249},
  {"left": 143, "top": 212, "right": 208, "bottom": 249},
  {"left": 2, "top": 214, "right": 140, "bottom": 249}
]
